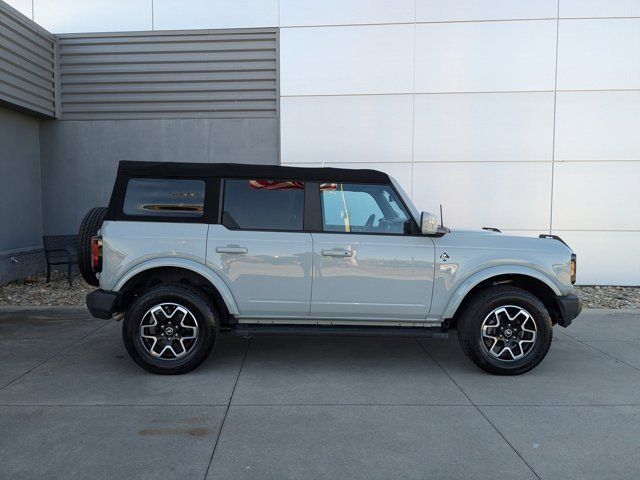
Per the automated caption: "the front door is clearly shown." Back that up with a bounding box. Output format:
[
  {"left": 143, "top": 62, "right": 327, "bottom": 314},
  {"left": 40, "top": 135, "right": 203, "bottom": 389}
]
[
  {"left": 206, "top": 178, "right": 312, "bottom": 318},
  {"left": 310, "top": 182, "right": 435, "bottom": 321}
]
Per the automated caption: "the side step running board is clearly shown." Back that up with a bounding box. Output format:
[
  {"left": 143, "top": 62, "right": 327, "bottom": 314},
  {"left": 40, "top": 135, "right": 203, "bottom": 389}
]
[{"left": 227, "top": 324, "right": 448, "bottom": 339}]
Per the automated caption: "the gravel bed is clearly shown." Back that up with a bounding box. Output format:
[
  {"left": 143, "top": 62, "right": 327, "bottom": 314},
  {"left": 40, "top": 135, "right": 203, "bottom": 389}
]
[
  {"left": 0, "top": 272, "right": 93, "bottom": 306},
  {"left": 574, "top": 285, "right": 640, "bottom": 310},
  {"left": 0, "top": 272, "right": 638, "bottom": 309}
]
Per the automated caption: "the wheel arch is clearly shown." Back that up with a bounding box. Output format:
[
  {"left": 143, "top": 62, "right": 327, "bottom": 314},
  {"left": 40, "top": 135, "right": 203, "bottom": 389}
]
[
  {"left": 114, "top": 259, "right": 239, "bottom": 320},
  {"left": 443, "top": 266, "right": 561, "bottom": 323}
]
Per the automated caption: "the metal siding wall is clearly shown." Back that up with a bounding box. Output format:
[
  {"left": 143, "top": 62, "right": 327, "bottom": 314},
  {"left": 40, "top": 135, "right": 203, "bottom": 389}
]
[
  {"left": 0, "top": 2, "right": 56, "bottom": 117},
  {"left": 58, "top": 29, "right": 278, "bottom": 120}
]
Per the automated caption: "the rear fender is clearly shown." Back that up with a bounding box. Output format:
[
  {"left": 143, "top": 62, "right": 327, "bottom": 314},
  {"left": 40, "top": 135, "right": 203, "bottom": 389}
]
[{"left": 114, "top": 258, "right": 239, "bottom": 315}]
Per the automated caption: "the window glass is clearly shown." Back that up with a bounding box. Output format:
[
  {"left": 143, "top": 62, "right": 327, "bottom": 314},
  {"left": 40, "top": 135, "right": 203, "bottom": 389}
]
[
  {"left": 222, "top": 179, "right": 304, "bottom": 231},
  {"left": 321, "top": 183, "right": 410, "bottom": 235},
  {"left": 384, "top": 189, "right": 407, "bottom": 218},
  {"left": 123, "top": 178, "right": 205, "bottom": 217}
]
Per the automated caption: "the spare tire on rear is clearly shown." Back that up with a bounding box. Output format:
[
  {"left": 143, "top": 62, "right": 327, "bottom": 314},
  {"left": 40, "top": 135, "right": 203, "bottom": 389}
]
[{"left": 77, "top": 207, "right": 107, "bottom": 286}]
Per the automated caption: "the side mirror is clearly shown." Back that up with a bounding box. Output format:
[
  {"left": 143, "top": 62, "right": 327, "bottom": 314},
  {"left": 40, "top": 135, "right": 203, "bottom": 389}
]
[{"left": 420, "top": 211, "right": 439, "bottom": 235}]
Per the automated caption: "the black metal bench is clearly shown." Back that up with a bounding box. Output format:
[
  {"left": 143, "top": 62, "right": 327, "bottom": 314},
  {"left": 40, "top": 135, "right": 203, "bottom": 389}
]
[{"left": 42, "top": 235, "right": 78, "bottom": 286}]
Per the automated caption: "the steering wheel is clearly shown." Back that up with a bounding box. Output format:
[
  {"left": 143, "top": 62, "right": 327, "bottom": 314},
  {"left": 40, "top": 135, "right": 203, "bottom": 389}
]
[{"left": 364, "top": 213, "right": 376, "bottom": 231}]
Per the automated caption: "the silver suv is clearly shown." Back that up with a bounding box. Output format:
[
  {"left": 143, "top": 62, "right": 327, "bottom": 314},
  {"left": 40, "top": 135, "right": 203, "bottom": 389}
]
[{"left": 79, "top": 161, "right": 581, "bottom": 375}]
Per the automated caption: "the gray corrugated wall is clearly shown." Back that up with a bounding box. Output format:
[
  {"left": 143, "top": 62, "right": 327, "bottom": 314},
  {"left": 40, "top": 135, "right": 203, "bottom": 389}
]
[
  {"left": 0, "top": 21, "right": 280, "bottom": 281},
  {"left": 0, "top": 1, "right": 56, "bottom": 117},
  {"left": 58, "top": 28, "right": 278, "bottom": 120},
  {"left": 41, "top": 27, "right": 280, "bottom": 235},
  {"left": 0, "top": 2, "right": 49, "bottom": 283}
]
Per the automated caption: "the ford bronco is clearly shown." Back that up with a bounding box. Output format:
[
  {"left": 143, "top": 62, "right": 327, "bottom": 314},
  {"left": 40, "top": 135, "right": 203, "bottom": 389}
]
[{"left": 79, "top": 161, "right": 581, "bottom": 375}]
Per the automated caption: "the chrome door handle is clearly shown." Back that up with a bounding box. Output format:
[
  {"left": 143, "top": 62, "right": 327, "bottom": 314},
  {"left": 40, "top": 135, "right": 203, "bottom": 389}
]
[
  {"left": 321, "top": 248, "right": 353, "bottom": 257},
  {"left": 216, "top": 246, "right": 248, "bottom": 254}
]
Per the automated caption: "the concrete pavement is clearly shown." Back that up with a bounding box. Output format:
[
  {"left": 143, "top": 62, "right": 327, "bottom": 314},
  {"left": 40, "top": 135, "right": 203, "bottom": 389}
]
[{"left": 1, "top": 307, "right": 639, "bottom": 479}]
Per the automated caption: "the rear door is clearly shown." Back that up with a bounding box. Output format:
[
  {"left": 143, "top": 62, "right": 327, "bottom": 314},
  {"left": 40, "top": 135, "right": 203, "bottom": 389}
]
[
  {"left": 206, "top": 178, "right": 313, "bottom": 318},
  {"left": 310, "top": 182, "right": 435, "bottom": 321}
]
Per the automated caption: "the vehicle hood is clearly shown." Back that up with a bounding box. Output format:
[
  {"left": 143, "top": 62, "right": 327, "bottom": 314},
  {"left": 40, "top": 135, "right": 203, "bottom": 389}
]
[
  {"left": 429, "top": 227, "right": 575, "bottom": 298},
  {"left": 440, "top": 228, "right": 573, "bottom": 254}
]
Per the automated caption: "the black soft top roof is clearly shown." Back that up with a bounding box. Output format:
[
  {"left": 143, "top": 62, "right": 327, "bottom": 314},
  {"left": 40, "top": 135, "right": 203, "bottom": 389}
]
[{"left": 117, "top": 161, "right": 390, "bottom": 184}]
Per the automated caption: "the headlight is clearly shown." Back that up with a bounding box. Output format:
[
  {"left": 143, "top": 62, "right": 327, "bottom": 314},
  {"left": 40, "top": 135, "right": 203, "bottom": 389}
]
[{"left": 570, "top": 253, "right": 576, "bottom": 284}]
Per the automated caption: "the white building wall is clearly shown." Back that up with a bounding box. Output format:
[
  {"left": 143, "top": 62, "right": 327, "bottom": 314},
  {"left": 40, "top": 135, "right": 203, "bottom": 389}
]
[
  {"left": 4, "top": 0, "right": 639, "bottom": 285},
  {"left": 278, "top": 1, "right": 640, "bottom": 286}
]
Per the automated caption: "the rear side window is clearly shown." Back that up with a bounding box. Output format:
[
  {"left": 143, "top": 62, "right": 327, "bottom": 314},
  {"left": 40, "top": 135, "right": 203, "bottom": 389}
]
[
  {"left": 123, "top": 178, "right": 205, "bottom": 218},
  {"left": 222, "top": 179, "right": 304, "bottom": 231}
]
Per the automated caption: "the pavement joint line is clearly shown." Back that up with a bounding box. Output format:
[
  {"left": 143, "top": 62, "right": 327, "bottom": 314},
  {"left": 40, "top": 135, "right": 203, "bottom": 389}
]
[
  {"left": 0, "top": 404, "right": 231, "bottom": 407},
  {"left": 414, "top": 338, "right": 543, "bottom": 480},
  {"left": 203, "top": 337, "right": 252, "bottom": 480},
  {"left": 580, "top": 342, "right": 640, "bottom": 373},
  {"left": 577, "top": 340, "right": 640, "bottom": 343},
  {"left": 552, "top": 328, "right": 640, "bottom": 371},
  {"left": 475, "top": 404, "right": 640, "bottom": 408},
  {"left": 558, "top": 329, "right": 640, "bottom": 372},
  {"left": 224, "top": 403, "right": 475, "bottom": 407},
  {"left": 0, "top": 320, "right": 110, "bottom": 392},
  {"left": 2, "top": 403, "right": 640, "bottom": 408},
  {"left": 218, "top": 402, "right": 640, "bottom": 407}
]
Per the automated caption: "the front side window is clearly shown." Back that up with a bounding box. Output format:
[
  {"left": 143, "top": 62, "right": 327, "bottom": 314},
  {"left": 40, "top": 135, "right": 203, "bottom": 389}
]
[
  {"left": 123, "top": 178, "right": 205, "bottom": 217},
  {"left": 222, "top": 179, "right": 304, "bottom": 231},
  {"left": 321, "top": 183, "right": 411, "bottom": 235}
]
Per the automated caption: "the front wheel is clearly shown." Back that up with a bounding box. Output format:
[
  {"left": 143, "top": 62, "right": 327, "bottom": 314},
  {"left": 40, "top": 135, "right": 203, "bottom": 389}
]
[
  {"left": 457, "top": 286, "right": 553, "bottom": 375},
  {"left": 123, "top": 285, "right": 218, "bottom": 374}
]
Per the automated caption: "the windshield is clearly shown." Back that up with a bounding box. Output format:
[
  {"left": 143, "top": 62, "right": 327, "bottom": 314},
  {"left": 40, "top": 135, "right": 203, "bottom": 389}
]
[{"left": 389, "top": 176, "right": 420, "bottom": 223}]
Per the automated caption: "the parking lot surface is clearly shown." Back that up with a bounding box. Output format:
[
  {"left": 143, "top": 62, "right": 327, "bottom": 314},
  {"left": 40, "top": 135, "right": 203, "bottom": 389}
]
[{"left": 1, "top": 307, "right": 639, "bottom": 480}]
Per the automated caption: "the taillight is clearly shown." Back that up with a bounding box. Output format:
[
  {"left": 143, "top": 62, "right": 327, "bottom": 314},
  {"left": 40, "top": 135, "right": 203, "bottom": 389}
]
[
  {"left": 570, "top": 253, "right": 577, "bottom": 284},
  {"left": 91, "top": 237, "right": 103, "bottom": 272}
]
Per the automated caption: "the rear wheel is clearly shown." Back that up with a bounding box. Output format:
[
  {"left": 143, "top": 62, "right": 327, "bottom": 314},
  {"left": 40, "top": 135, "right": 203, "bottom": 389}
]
[
  {"left": 457, "top": 286, "right": 553, "bottom": 375},
  {"left": 123, "top": 285, "right": 218, "bottom": 374},
  {"left": 77, "top": 207, "right": 107, "bottom": 286}
]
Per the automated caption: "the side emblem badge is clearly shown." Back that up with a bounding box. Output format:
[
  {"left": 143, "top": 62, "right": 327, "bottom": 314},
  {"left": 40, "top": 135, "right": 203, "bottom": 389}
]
[{"left": 440, "top": 252, "right": 450, "bottom": 262}]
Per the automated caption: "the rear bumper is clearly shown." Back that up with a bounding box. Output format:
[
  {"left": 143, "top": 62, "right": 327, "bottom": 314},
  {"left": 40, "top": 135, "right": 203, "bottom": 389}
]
[
  {"left": 86, "top": 289, "right": 120, "bottom": 320},
  {"left": 556, "top": 293, "right": 582, "bottom": 327}
]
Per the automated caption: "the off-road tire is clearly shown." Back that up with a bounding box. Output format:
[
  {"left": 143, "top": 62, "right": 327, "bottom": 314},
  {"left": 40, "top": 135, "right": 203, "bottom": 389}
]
[
  {"left": 457, "top": 286, "right": 553, "bottom": 375},
  {"left": 77, "top": 207, "right": 107, "bottom": 286},
  {"left": 123, "top": 284, "right": 218, "bottom": 374}
]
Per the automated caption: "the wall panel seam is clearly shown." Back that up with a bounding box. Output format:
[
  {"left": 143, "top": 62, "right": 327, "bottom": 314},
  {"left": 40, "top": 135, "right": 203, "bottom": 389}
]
[
  {"left": 284, "top": 89, "right": 640, "bottom": 96},
  {"left": 549, "top": 0, "right": 560, "bottom": 234},
  {"left": 280, "top": 18, "right": 559, "bottom": 29},
  {"left": 292, "top": 160, "right": 556, "bottom": 164},
  {"left": 279, "top": 17, "right": 640, "bottom": 29},
  {"left": 282, "top": 91, "right": 556, "bottom": 98},
  {"left": 410, "top": 0, "right": 417, "bottom": 197}
]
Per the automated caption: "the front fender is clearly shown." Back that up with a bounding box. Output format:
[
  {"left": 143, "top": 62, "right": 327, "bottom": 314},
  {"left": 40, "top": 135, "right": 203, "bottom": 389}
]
[
  {"left": 441, "top": 265, "right": 562, "bottom": 319},
  {"left": 113, "top": 257, "right": 240, "bottom": 315}
]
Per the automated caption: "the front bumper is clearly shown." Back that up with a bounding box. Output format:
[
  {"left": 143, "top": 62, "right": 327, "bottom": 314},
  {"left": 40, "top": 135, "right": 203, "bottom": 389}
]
[
  {"left": 86, "top": 289, "right": 120, "bottom": 319},
  {"left": 555, "top": 293, "right": 582, "bottom": 327}
]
